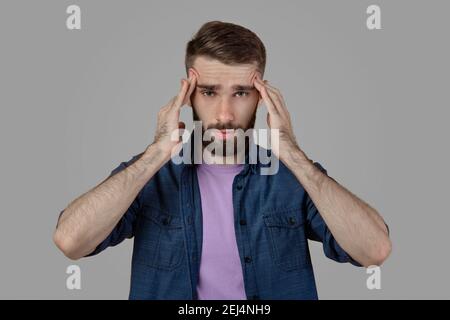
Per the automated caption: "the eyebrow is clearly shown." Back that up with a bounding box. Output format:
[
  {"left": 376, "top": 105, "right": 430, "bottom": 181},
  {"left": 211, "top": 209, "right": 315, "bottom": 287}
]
[{"left": 197, "top": 84, "right": 255, "bottom": 91}]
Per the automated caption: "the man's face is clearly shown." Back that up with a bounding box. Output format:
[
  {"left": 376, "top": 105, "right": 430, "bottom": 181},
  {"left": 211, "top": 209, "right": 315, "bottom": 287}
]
[{"left": 188, "top": 56, "right": 261, "bottom": 145}]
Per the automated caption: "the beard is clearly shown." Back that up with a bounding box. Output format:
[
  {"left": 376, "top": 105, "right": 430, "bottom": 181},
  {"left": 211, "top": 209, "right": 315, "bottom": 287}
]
[{"left": 192, "top": 106, "right": 257, "bottom": 158}]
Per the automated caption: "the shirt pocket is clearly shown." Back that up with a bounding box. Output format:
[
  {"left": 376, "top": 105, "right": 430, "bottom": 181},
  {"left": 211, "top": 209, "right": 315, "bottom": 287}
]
[
  {"left": 263, "top": 208, "right": 309, "bottom": 272},
  {"left": 134, "top": 205, "right": 184, "bottom": 271}
]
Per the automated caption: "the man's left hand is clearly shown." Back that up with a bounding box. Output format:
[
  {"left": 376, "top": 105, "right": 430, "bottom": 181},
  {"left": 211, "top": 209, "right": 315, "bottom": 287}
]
[{"left": 253, "top": 74, "right": 301, "bottom": 163}]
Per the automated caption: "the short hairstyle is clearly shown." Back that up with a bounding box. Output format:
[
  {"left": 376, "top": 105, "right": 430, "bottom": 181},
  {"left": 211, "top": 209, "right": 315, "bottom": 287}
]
[{"left": 185, "top": 21, "right": 266, "bottom": 75}]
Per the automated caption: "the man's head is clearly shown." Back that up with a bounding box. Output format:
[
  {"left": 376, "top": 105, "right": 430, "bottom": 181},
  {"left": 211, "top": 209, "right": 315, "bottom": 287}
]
[{"left": 184, "top": 21, "right": 266, "bottom": 154}]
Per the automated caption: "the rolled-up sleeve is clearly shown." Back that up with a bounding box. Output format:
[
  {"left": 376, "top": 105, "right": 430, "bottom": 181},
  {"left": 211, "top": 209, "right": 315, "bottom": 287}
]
[
  {"left": 84, "top": 154, "right": 144, "bottom": 257},
  {"left": 303, "top": 162, "right": 363, "bottom": 267}
]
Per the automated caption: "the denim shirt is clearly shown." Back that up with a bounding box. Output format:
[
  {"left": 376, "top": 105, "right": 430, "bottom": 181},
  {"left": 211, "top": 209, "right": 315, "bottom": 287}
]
[{"left": 86, "top": 140, "right": 362, "bottom": 300}]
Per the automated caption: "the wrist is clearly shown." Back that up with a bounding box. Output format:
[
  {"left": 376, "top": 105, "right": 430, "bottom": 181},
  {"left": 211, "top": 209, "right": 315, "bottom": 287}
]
[
  {"left": 283, "top": 146, "right": 326, "bottom": 188},
  {"left": 282, "top": 144, "right": 311, "bottom": 169},
  {"left": 142, "top": 143, "right": 170, "bottom": 166}
]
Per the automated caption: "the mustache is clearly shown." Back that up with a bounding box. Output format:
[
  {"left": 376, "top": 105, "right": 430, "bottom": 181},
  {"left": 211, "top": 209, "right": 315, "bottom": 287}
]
[{"left": 206, "top": 123, "right": 243, "bottom": 131}]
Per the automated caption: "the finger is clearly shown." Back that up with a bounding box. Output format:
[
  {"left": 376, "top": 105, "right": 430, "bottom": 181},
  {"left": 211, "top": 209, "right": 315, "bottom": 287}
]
[
  {"left": 253, "top": 76, "right": 278, "bottom": 116},
  {"left": 183, "top": 73, "right": 197, "bottom": 106},
  {"left": 186, "top": 67, "right": 200, "bottom": 106},
  {"left": 172, "top": 78, "right": 190, "bottom": 110},
  {"left": 265, "top": 82, "right": 289, "bottom": 115},
  {"left": 264, "top": 84, "right": 288, "bottom": 117},
  {"left": 253, "top": 73, "right": 264, "bottom": 107},
  {"left": 265, "top": 82, "right": 285, "bottom": 107},
  {"left": 258, "top": 79, "right": 283, "bottom": 114},
  {"left": 255, "top": 78, "right": 277, "bottom": 115}
]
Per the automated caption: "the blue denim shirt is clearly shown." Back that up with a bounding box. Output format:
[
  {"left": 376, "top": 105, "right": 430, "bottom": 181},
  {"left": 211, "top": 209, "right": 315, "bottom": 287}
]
[{"left": 86, "top": 140, "right": 362, "bottom": 300}]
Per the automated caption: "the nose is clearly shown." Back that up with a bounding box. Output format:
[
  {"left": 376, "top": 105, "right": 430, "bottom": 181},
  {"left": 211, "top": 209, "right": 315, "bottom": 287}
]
[{"left": 216, "top": 98, "right": 234, "bottom": 123}]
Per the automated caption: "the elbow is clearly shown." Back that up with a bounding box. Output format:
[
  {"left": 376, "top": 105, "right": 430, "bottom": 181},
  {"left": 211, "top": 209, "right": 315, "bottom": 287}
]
[
  {"left": 53, "top": 229, "right": 83, "bottom": 261},
  {"left": 366, "top": 237, "right": 392, "bottom": 267}
]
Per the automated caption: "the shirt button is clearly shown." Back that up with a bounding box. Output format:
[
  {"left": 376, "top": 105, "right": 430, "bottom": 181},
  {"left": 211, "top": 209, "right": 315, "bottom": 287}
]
[
  {"left": 162, "top": 218, "right": 170, "bottom": 226},
  {"left": 288, "top": 217, "right": 296, "bottom": 225},
  {"left": 236, "top": 185, "right": 243, "bottom": 190},
  {"left": 239, "top": 219, "right": 247, "bottom": 226},
  {"left": 244, "top": 256, "right": 252, "bottom": 263}
]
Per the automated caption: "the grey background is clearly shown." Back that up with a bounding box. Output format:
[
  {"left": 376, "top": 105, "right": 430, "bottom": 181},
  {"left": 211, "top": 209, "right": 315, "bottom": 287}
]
[{"left": 0, "top": 0, "right": 448, "bottom": 299}]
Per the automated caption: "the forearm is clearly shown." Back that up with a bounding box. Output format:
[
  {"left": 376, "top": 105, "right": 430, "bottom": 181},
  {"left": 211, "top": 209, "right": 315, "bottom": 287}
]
[
  {"left": 54, "top": 143, "right": 167, "bottom": 259},
  {"left": 283, "top": 147, "right": 391, "bottom": 267},
  {"left": 54, "top": 75, "right": 194, "bottom": 260}
]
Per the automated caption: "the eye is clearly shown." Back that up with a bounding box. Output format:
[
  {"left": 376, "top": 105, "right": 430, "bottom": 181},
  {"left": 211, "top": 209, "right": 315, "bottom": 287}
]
[
  {"left": 201, "top": 90, "right": 215, "bottom": 97},
  {"left": 234, "top": 91, "right": 249, "bottom": 97}
]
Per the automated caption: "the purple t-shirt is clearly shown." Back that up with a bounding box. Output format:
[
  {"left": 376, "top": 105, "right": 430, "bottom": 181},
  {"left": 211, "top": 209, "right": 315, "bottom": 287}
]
[{"left": 196, "top": 163, "right": 247, "bottom": 300}]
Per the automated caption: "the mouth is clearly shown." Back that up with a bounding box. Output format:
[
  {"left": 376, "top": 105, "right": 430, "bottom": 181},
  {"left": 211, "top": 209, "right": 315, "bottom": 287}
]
[{"left": 214, "top": 129, "right": 235, "bottom": 140}]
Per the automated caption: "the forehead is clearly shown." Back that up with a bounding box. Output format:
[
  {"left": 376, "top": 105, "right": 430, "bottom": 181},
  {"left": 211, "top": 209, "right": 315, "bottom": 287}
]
[{"left": 192, "top": 56, "right": 259, "bottom": 86}]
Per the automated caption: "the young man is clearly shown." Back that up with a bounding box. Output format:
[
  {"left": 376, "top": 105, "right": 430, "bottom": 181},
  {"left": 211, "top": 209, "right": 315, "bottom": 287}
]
[{"left": 54, "top": 21, "right": 391, "bottom": 300}]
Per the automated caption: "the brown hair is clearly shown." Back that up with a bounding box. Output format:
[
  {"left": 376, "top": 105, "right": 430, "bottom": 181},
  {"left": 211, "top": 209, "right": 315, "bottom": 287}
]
[{"left": 185, "top": 21, "right": 266, "bottom": 76}]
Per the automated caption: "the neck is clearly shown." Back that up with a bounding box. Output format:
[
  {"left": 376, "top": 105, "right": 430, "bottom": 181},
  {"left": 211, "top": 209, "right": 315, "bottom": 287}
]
[{"left": 202, "top": 148, "right": 246, "bottom": 165}]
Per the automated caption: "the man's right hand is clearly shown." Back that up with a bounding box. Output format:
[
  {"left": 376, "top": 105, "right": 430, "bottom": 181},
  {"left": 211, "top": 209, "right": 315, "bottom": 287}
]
[
  {"left": 54, "top": 73, "right": 198, "bottom": 260},
  {"left": 149, "top": 74, "right": 197, "bottom": 160}
]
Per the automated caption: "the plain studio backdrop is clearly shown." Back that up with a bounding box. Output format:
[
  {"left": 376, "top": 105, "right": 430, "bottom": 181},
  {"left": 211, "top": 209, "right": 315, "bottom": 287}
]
[{"left": 0, "top": 0, "right": 448, "bottom": 299}]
